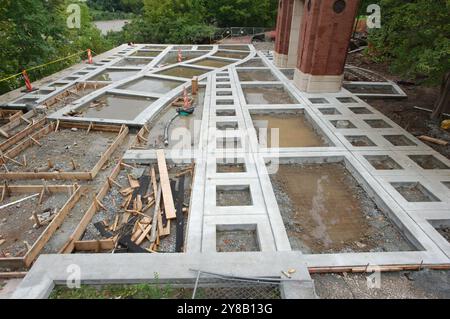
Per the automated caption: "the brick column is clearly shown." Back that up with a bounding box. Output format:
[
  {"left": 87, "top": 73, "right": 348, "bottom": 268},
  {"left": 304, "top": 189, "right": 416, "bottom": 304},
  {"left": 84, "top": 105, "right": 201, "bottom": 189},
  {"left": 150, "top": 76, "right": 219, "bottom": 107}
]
[
  {"left": 274, "top": 0, "right": 294, "bottom": 68},
  {"left": 293, "top": 0, "right": 360, "bottom": 93}
]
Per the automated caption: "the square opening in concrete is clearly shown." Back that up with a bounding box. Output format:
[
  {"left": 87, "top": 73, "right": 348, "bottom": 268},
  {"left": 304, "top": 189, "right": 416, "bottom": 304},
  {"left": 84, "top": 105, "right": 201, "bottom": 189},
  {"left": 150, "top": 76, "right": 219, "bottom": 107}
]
[
  {"left": 217, "top": 84, "right": 231, "bottom": 89},
  {"left": 365, "top": 155, "right": 403, "bottom": 170},
  {"left": 216, "top": 99, "right": 234, "bottom": 105},
  {"left": 216, "top": 224, "right": 260, "bottom": 252},
  {"left": 337, "top": 97, "right": 357, "bottom": 103},
  {"left": 252, "top": 111, "right": 328, "bottom": 148},
  {"left": 345, "top": 135, "right": 377, "bottom": 147},
  {"left": 75, "top": 94, "right": 154, "bottom": 120},
  {"left": 269, "top": 162, "right": 414, "bottom": 254},
  {"left": 330, "top": 120, "right": 357, "bottom": 129},
  {"left": 119, "top": 77, "right": 183, "bottom": 94},
  {"left": 88, "top": 69, "right": 138, "bottom": 82},
  {"left": 349, "top": 107, "right": 373, "bottom": 114},
  {"left": 113, "top": 58, "right": 152, "bottom": 67},
  {"left": 216, "top": 77, "right": 230, "bottom": 83},
  {"left": 216, "top": 185, "right": 253, "bottom": 206},
  {"left": 131, "top": 50, "right": 162, "bottom": 57},
  {"left": 216, "top": 109, "right": 236, "bottom": 117},
  {"left": 219, "top": 45, "right": 250, "bottom": 51},
  {"left": 408, "top": 155, "right": 449, "bottom": 170},
  {"left": 309, "top": 98, "right": 329, "bottom": 104},
  {"left": 391, "top": 182, "right": 441, "bottom": 202},
  {"left": 190, "top": 58, "right": 234, "bottom": 68},
  {"left": 237, "top": 69, "right": 277, "bottom": 82},
  {"left": 280, "top": 68, "right": 294, "bottom": 80},
  {"left": 319, "top": 108, "right": 341, "bottom": 115},
  {"left": 216, "top": 91, "right": 232, "bottom": 96},
  {"left": 243, "top": 86, "right": 298, "bottom": 105},
  {"left": 239, "top": 59, "right": 266, "bottom": 68},
  {"left": 213, "top": 51, "right": 249, "bottom": 60},
  {"left": 216, "top": 121, "right": 238, "bottom": 131},
  {"left": 216, "top": 158, "right": 247, "bottom": 173},
  {"left": 429, "top": 220, "right": 450, "bottom": 244},
  {"left": 442, "top": 182, "right": 450, "bottom": 190},
  {"left": 216, "top": 137, "right": 242, "bottom": 150},
  {"left": 156, "top": 66, "right": 208, "bottom": 79},
  {"left": 384, "top": 135, "right": 417, "bottom": 146},
  {"left": 365, "top": 119, "right": 392, "bottom": 129}
]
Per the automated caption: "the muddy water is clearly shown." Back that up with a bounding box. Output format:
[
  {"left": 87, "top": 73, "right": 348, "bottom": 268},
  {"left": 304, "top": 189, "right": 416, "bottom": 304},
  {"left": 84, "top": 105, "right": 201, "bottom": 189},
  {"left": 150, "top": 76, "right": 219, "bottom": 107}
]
[
  {"left": 81, "top": 95, "right": 154, "bottom": 120},
  {"left": 252, "top": 114, "right": 326, "bottom": 147},
  {"left": 270, "top": 163, "right": 413, "bottom": 254},
  {"left": 391, "top": 182, "right": 440, "bottom": 202},
  {"left": 160, "top": 51, "right": 204, "bottom": 65},
  {"left": 190, "top": 58, "right": 233, "bottom": 68},
  {"left": 157, "top": 66, "right": 208, "bottom": 79},
  {"left": 239, "top": 59, "right": 267, "bottom": 67},
  {"left": 213, "top": 51, "right": 249, "bottom": 60},
  {"left": 113, "top": 58, "right": 152, "bottom": 67},
  {"left": 237, "top": 70, "right": 277, "bottom": 82},
  {"left": 243, "top": 87, "right": 297, "bottom": 104},
  {"left": 89, "top": 70, "right": 137, "bottom": 82},
  {"left": 120, "top": 77, "right": 182, "bottom": 94}
]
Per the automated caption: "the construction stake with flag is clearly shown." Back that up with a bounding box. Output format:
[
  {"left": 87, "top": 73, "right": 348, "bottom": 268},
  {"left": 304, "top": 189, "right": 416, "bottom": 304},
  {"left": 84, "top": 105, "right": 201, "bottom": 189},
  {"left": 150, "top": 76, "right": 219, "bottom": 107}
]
[
  {"left": 87, "top": 49, "right": 93, "bottom": 64},
  {"left": 22, "top": 70, "right": 33, "bottom": 92},
  {"left": 183, "top": 86, "right": 191, "bottom": 109},
  {"left": 177, "top": 49, "right": 183, "bottom": 63}
]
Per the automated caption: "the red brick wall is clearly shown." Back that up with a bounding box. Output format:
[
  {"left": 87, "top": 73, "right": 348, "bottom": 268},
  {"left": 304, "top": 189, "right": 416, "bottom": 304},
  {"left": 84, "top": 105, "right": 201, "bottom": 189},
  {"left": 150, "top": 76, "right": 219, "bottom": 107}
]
[{"left": 275, "top": 0, "right": 295, "bottom": 55}]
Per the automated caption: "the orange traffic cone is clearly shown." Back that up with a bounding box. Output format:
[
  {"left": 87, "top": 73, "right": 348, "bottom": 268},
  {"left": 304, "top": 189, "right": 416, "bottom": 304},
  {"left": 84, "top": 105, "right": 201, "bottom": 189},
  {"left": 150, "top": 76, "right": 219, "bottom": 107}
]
[
  {"left": 22, "top": 70, "right": 33, "bottom": 92},
  {"left": 177, "top": 49, "right": 183, "bottom": 63},
  {"left": 183, "top": 87, "right": 191, "bottom": 109},
  {"left": 87, "top": 49, "right": 93, "bottom": 64}
]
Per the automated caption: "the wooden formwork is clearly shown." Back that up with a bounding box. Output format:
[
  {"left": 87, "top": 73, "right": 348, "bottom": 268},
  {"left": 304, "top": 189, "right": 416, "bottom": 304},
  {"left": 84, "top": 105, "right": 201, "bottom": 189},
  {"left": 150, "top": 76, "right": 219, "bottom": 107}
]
[
  {"left": 0, "top": 184, "right": 83, "bottom": 268},
  {"left": 0, "top": 109, "right": 40, "bottom": 140},
  {"left": 131, "top": 124, "right": 150, "bottom": 150},
  {"left": 42, "top": 82, "right": 107, "bottom": 109},
  {"left": 0, "top": 121, "right": 129, "bottom": 180},
  {"left": 0, "top": 118, "right": 46, "bottom": 153}
]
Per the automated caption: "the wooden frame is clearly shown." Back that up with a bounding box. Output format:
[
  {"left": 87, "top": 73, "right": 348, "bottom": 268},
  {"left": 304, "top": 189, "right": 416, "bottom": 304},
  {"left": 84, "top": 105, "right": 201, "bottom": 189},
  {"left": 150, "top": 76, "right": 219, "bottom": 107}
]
[
  {"left": 131, "top": 124, "right": 149, "bottom": 150},
  {"left": 0, "top": 184, "right": 83, "bottom": 268},
  {"left": 0, "top": 121, "right": 129, "bottom": 180},
  {"left": 43, "top": 82, "right": 108, "bottom": 109},
  {"left": 0, "top": 109, "right": 39, "bottom": 139},
  {"left": 0, "top": 118, "right": 46, "bottom": 153}
]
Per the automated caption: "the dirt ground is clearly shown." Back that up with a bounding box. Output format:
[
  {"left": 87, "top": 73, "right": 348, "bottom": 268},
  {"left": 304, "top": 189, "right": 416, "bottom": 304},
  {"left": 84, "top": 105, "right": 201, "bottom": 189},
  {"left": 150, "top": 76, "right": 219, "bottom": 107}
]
[
  {"left": 313, "top": 269, "right": 450, "bottom": 299},
  {"left": 346, "top": 52, "right": 450, "bottom": 159},
  {"left": 270, "top": 163, "right": 413, "bottom": 254}
]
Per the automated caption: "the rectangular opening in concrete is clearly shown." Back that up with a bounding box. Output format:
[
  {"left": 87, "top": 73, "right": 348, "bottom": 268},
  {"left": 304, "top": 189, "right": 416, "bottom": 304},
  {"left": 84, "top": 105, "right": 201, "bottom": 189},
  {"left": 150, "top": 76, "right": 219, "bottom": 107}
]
[
  {"left": 237, "top": 69, "right": 277, "bottom": 82},
  {"left": 384, "top": 135, "right": 417, "bottom": 146},
  {"left": 113, "top": 58, "right": 152, "bottom": 67},
  {"left": 319, "top": 108, "right": 341, "bottom": 115},
  {"left": 74, "top": 94, "right": 155, "bottom": 120},
  {"left": 216, "top": 78, "right": 230, "bottom": 83},
  {"left": 213, "top": 51, "right": 249, "bottom": 60},
  {"left": 309, "top": 98, "right": 329, "bottom": 104},
  {"left": 88, "top": 69, "right": 138, "bottom": 82},
  {"left": 216, "top": 91, "right": 232, "bottom": 96},
  {"left": 216, "top": 224, "right": 260, "bottom": 252},
  {"left": 217, "top": 84, "right": 231, "bottom": 89},
  {"left": 216, "top": 158, "right": 247, "bottom": 173},
  {"left": 336, "top": 97, "right": 357, "bottom": 103},
  {"left": 242, "top": 85, "right": 298, "bottom": 105},
  {"left": 349, "top": 107, "right": 373, "bottom": 114},
  {"left": 216, "top": 109, "right": 236, "bottom": 117},
  {"left": 269, "top": 162, "right": 415, "bottom": 254},
  {"left": 216, "top": 185, "right": 252, "bottom": 206},
  {"left": 239, "top": 59, "right": 266, "bottom": 68},
  {"left": 345, "top": 135, "right": 377, "bottom": 147},
  {"left": 430, "top": 220, "right": 450, "bottom": 244},
  {"left": 391, "top": 182, "right": 441, "bottom": 202},
  {"left": 364, "top": 119, "right": 392, "bottom": 129},
  {"left": 280, "top": 69, "right": 294, "bottom": 80},
  {"left": 365, "top": 155, "right": 403, "bottom": 170},
  {"left": 216, "top": 121, "right": 238, "bottom": 131},
  {"left": 156, "top": 66, "right": 208, "bottom": 79},
  {"left": 251, "top": 110, "right": 329, "bottom": 148},
  {"left": 119, "top": 76, "right": 183, "bottom": 94},
  {"left": 142, "top": 45, "right": 167, "bottom": 50},
  {"left": 408, "top": 155, "right": 449, "bottom": 170},
  {"left": 442, "top": 182, "right": 450, "bottom": 190},
  {"left": 344, "top": 83, "right": 398, "bottom": 95},
  {"left": 216, "top": 99, "right": 234, "bottom": 105},
  {"left": 219, "top": 45, "right": 250, "bottom": 51},
  {"left": 330, "top": 120, "right": 357, "bottom": 129},
  {"left": 216, "top": 137, "right": 242, "bottom": 150},
  {"left": 43, "top": 82, "right": 108, "bottom": 110},
  {"left": 131, "top": 50, "right": 162, "bottom": 57},
  {"left": 160, "top": 51, "right": 204, "bottom": 65},
  {"left": 190, "top": 58, "right": 234, "bottom": 68}
]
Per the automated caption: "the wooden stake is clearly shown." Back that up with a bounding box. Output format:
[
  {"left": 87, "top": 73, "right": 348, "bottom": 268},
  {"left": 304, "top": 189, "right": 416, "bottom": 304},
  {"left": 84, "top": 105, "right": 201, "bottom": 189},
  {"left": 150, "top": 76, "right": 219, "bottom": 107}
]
[
  {"left": 47, "top": 159, "right": 54, "bottom": 169},
  {"left": 32, "top": 211, "right": 42, "bottom": 228},
  {"left": 71, "top": 159, "right": 77, "bottom": 170},
  {"left": 54, "top": 120, "right": 60, "bottom": 132},
  {"left": 30, "top": 136, "right": 42, "bottom": 146}
]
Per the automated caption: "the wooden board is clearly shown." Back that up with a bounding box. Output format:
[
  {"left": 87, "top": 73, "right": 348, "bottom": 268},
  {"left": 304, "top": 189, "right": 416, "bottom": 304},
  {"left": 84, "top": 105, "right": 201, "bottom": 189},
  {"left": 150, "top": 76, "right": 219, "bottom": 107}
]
[
  {"left": 74, "top": 239, "right": 115, "bottom": 252},
  {"left": 156, "top": 150, "right": 176, "bottom": 219}
]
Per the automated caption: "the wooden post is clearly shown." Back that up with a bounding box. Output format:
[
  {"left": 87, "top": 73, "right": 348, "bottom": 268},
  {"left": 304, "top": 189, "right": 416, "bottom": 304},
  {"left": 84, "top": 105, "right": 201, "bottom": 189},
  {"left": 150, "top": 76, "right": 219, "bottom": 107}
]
[{"left": 191, "top": 76, "right": 198, "bottom": 95}]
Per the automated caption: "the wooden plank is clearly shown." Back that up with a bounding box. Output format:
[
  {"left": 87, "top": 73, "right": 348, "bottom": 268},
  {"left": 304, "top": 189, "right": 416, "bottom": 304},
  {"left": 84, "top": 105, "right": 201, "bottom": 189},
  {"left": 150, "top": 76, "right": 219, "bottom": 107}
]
[
  {"left": 418, "top": 135, "right": 448, "bottom": 146},
  {"left": 149, "top": 185, "right": 162, "bottom": 244},
  {"left": 0, "top": 272, "right": 27, "bottom": 279},
  {"left": 156, "top": 150, "right": 176, "bottom": 219},
  {"left": 74, "top": 239, "right": 115, "bottom": 252}
]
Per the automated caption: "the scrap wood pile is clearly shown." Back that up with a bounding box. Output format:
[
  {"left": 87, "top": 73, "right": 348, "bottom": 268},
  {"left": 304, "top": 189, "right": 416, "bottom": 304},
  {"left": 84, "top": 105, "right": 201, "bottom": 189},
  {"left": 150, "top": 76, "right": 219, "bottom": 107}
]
[{"left": 93, "top": 150, "right": 193, "bottom": 253}]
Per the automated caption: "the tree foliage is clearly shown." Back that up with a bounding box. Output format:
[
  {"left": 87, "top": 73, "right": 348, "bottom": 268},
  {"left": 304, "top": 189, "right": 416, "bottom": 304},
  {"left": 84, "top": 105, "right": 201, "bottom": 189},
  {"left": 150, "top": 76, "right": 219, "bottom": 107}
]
[{"left": 366, "top": 0, "right": 450, "bottom": 83}]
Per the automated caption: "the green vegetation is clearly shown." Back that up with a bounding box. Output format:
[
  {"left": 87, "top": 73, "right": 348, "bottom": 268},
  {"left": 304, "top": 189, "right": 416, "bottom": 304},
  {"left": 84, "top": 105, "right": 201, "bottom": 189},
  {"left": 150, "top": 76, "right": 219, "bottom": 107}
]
[
  {"left": 364, "top": 0, "right": 450, "bottom": 84},
  {"left": 50, "top": 283, "right": 192, "bottom": 299}
]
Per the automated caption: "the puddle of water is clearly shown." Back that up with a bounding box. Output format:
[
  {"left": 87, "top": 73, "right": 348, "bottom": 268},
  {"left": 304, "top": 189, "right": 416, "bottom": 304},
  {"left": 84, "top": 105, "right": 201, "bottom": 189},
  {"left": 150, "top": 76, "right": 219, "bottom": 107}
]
[
  {"left": 157, "top": 66, "right": 208, "bottom": 79},
  {"left": 239, "top": 59, "right": 266, "bottom": 67},
  {"left": 270, "top": 163, "right": 414, "bottom": 253},
  {"left": 131, "top": 50, "right": 162, "bottom": 57},
  {"left": 213, "top": 51, "right": 249, "bottom": 59},
  {"left": 113, "top": 58, "right": 152, "bottom": 67},
  {"left": 89, "top": 70, "right": 137, "bottom": 82},
  {"left": 78, "top": 94, "right": 154, "bottom": 120},
  {"left": 408, "top": 155, "right": 449, "bottom": 169},
  {"left": 391, "top": 182, "right": 440, "bottom": 202},
  {"left": 190, "top": 58, "right": 233, "bottom": 68},
  {"left": 252, "top": 113, "right": 327, "bottom": 147},
  {"left": 160, "top": 51, "right": 205, "bottom": 65},
  {"left": 243, "top": 87, "right": 297, "bottom": 104},
  {"left": 120, "top": 77, "right": 182, "bottom": 94},
  {"left": 365, "top": 155, "right": 403, "bottom": 170},
  {"left": 237, "top": 69, "right": 277, "bottom": 82}
]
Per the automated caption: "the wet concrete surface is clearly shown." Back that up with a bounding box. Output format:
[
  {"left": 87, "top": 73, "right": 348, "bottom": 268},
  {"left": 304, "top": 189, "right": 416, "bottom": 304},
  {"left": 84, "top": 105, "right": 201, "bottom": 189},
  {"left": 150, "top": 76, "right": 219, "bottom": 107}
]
[
  {"left": 243, "top": 87, "right": 297, "bottom": 104},
  {"left": 270, "top": 163, "right": 414, "bottom": 254},
  {"left": 120, "top": 77, "right": 182, "bottom": 94},
  {"left": 157, "top": 66, "right": 208, "bottom": 79},
  {"left": 237, "top": 69, "right": 277, "bottom": 82},
  {"left": 89, "top": 70, "right": 138, "bottom": 82}
]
